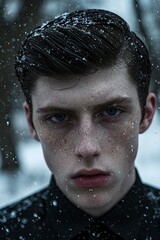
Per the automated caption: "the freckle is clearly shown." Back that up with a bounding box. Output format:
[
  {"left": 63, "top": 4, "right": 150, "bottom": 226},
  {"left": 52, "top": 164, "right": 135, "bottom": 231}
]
[{"left": 64, "top": 139, "right": 67, "bottom": 144}]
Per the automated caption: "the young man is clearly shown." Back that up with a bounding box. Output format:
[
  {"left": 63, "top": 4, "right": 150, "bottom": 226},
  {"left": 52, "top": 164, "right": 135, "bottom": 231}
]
[{"left": 0, "top": 9, "right": 159, "bottom": 240}]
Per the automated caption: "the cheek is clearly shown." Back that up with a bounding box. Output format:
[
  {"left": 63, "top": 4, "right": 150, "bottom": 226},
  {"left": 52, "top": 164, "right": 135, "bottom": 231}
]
[
  {"left": 102, "top": 122, "right": 139, "bottom": 162},
  {"left": 39, "top": 132, "right": 73, "bottom": 172}
]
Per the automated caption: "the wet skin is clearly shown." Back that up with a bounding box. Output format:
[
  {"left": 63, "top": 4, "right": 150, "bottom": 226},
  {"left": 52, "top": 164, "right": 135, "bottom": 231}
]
[{"left": 24, "top": 67, "right": 156, "bottom": 217}]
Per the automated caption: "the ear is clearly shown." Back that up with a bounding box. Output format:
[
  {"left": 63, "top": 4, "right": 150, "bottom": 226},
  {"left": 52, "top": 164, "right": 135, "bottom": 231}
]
[
  {"left": 139, "top": 93, "right": 156, "bottom": 134},
  {"left": 23, "top": 101, "right": 40, "bottom": 141}
]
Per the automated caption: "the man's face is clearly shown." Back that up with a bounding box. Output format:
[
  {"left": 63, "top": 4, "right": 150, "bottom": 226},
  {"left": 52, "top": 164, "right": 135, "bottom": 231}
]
[{"left": 25, "top": 67, "right": 155, "bottom": 216}]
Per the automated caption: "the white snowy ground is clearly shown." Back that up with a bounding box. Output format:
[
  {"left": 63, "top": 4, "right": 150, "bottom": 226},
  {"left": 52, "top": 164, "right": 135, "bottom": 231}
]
[{"left": 0, "top": 111, "right": 160, "bottom": 209}]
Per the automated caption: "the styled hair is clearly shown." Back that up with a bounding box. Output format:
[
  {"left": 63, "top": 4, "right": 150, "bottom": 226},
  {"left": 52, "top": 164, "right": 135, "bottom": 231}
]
[{"left": 15, "top": 9, "right": 151, "bottom": 113}]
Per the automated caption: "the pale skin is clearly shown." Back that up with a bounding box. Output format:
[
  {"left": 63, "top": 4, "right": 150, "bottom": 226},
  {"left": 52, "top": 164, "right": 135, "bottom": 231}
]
[{"left": 24, "top": 66, "right": 156, "bottom": 217}]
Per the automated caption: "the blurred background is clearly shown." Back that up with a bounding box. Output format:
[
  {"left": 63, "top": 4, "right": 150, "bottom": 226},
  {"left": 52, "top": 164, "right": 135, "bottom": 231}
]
[{"left": 0, "top": 0, "right": 160, "bottom": 208}]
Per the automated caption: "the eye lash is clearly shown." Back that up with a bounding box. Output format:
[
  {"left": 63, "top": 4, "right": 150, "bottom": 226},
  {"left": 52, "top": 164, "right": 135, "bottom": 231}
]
[
  {"left": 98, "top": 106, "right": 123, "bottom": 114},
  {"left": 94, "top": 106, "right": 125, "bottom": 120}
]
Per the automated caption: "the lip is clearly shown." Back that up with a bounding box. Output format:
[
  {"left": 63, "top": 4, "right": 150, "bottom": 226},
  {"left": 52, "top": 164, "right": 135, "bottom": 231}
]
[{"left": 71, "top": 169, "right": 111, "bottom": 188}]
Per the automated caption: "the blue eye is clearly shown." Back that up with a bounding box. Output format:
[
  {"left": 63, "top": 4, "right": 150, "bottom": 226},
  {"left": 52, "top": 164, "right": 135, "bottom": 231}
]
[
  {"left": 50, "top": 113, "right": 68, "bottom": 123},
  {"left": 102, "top": 107, "right": 121, "bottom": 116}
]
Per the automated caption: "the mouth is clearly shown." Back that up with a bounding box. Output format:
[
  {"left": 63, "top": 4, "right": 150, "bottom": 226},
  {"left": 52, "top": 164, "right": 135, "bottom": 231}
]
[{"left": 71, "top": 169, "right": 112, "bottom": 188}]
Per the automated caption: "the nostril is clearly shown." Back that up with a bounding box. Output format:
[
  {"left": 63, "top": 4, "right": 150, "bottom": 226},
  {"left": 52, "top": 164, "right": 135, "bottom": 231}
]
[{"left": 75, "top": 144, "right": 100, "bottom": 159}]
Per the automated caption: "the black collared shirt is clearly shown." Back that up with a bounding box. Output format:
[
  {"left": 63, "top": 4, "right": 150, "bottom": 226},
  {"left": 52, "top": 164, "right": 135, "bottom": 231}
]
[{"left": 0, "top": 170, "right": 160, "bottom": 240}]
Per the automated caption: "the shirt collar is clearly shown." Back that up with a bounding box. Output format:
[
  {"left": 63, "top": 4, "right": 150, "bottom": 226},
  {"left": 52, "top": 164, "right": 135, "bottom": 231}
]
[{"left": 45, "top": 170, "right": 151, "bottom": 239}]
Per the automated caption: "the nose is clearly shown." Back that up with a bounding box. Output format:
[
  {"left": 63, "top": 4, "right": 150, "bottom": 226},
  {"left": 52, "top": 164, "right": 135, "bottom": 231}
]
[{"left": 75, "top": 120, "right": 101, "bottom": 160}]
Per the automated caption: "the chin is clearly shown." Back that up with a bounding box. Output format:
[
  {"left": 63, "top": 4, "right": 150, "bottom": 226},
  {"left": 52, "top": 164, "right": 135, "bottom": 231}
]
[
  {"left": 73, "top": 193, "right": 112, "bottom": 216},
  {"left": 79, "top": 200, "right": 110, "bottom": 217}
]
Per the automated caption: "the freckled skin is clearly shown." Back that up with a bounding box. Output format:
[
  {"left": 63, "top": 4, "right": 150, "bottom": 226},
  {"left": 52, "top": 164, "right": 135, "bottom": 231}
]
[{"left": 24, "top": 67, "right": 155, "bottom": 217}]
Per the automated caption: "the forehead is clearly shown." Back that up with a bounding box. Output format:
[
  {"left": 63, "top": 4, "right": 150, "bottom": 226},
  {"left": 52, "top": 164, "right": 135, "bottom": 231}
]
[{"left": 31, "top": 67, "right": 138, "bottom": 108}]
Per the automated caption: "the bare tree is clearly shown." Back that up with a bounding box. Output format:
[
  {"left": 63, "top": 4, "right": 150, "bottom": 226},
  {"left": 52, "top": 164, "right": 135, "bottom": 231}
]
[
  {"left": 133, "top": 0, "right": 160, "bottom": 104},
  {"left": 0, "top": 0, "right": 44, "bottom": 170}
]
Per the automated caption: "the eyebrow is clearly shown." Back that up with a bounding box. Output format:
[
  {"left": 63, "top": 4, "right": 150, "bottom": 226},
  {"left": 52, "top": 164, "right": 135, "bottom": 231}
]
[{"left": 36, "top": 97, "right": 133, "bottom": 114}]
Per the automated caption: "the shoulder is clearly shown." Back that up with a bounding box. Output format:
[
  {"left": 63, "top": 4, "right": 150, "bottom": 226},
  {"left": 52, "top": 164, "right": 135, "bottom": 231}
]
[
  {"left": 0, "top": 187, "right": 48, "bottom": 222},
  {"left": 0, "top": 187, "right": 48, "bottom": 239},
  {"left": 143, "top": 183, "right": 160, "bottom": 219}
]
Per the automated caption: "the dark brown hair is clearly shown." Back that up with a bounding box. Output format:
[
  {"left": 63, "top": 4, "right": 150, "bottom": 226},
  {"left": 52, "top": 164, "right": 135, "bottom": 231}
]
[{"left": 15, "top": 9, "right": 151, "bottom": 113}]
